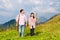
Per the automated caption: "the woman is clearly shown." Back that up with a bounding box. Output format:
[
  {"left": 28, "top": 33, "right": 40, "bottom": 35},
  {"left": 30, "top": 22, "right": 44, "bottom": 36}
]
[{"left": 29, "top": 12, "right": 36, "bottom": 36}]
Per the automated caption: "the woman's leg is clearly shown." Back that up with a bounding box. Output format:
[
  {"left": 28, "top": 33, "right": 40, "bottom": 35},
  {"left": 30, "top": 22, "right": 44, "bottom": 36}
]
[
  {"left": 33, "top": 24, "right": 35, "bottom": 35},
  {"left": 32, "top": 26, "right": 34, "bottom": 36},
  {"left": 30, "top": 26, "right": 34, "bottom": 36},
  {"left": 30, "top": 28, "right": 32, "bottom": 36}
]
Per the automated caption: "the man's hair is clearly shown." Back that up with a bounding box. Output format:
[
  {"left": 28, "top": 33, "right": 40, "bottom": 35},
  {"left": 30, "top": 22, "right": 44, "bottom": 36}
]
[{"left": 20, "top": 9, "right": 23, "bottom": 13}]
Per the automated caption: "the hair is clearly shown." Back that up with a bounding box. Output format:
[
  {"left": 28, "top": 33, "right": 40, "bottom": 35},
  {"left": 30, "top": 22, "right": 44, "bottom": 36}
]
[
  {"left": 30, "top": 12, "right": 35, "bottom": 19},
  {"left": 20, "top": 9, "right": 24, "bottom": 13}
]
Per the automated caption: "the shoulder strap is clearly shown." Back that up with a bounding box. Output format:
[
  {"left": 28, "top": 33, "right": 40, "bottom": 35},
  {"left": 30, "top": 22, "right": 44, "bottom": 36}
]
[{"left": 18, "top": 14, "right": 20, "bottom": 23}]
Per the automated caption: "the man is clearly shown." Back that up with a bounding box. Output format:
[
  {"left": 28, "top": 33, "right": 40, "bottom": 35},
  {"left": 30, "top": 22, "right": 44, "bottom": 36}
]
[{"left": 16, "top": 9, "right": 27, "bottom": 37}]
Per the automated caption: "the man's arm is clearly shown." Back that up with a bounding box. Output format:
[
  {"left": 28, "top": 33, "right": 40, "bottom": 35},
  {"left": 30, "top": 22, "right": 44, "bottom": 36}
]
[{"left": 16, "top": 15, "right": 19, "bottom": 26}]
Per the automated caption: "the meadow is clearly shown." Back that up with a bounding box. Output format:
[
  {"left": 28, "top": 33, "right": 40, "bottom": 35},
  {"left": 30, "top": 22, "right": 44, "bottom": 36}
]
[{"left": 0, "top": 15, "right": 60, "bottom": 40}]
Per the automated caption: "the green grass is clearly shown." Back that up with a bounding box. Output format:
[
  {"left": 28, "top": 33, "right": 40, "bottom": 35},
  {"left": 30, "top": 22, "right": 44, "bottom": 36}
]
[
  {"left": 0, "top": 15, "right": 60, "bottom": 40},
  {"left": 0, "top": 26, "right": 60, "bottom": 40}
]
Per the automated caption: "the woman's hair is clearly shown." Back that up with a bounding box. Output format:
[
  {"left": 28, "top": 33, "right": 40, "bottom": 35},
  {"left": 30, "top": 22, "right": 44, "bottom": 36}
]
[
  {"left": 30, "top": 12, "right": 35, "bottom": 19},
  {"left": 20, "top": 9, "right": 23, "bottom": 13}
]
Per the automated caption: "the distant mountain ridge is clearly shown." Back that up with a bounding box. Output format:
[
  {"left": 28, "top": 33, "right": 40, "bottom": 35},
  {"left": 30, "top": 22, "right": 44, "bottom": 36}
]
[
  {"left": 0, "top": 17, "right": 47, "bottom": 27},
  {"left": 46, "top": 14, "right": 60, "bottom": 22},
  {"left": 37, "top": 17, "right": 47, "bottom": 24},
  {"left": 0, "top": 19, "right": 16, "bottom": 29},
  {"left": 0, "top": 14, "right": 60, "bottom": 28}
]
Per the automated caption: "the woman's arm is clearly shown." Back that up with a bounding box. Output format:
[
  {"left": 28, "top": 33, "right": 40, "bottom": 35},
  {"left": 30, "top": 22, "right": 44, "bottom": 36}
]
[{"left": 35, "top": 18, "right": 37, "bottom": 22}]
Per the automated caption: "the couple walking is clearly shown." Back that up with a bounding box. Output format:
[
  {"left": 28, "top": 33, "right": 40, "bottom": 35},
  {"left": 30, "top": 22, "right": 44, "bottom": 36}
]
[{"left": 16, "top": 9, "right": 36, "bottom": 37}]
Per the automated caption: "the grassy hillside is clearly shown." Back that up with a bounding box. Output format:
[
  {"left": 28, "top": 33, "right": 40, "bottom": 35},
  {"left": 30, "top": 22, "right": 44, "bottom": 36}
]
[{"left": 0, "top": 15, "right": 60, "bottom": 40}]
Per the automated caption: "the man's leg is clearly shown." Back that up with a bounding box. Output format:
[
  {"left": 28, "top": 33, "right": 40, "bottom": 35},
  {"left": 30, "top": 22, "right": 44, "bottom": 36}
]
[
  {"left": 19, "top": 25, "right": 22, "bottom": 36},
  {"left": 21, "top": 25, "right": 25, "bottom": 37}
]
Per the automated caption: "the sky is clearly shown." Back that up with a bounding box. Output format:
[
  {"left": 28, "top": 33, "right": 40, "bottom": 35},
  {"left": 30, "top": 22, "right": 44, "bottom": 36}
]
[{"left": 0, "top": 0, "right": 60, "bottom": 24}]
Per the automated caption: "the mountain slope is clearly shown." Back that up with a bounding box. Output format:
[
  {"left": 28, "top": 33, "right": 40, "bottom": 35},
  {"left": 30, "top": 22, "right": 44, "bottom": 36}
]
[
  {"left": 37, "top": 14, "right": 60, "bottom": 34},
  {"left": 0, "top": 19, "right": 16, "bottom": 29},
  {"left": 46, "top": 14, "right": 60, "bottom": 23},
  {"left": 0, "top": 14, "right": 60, "bottom": 40}
]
